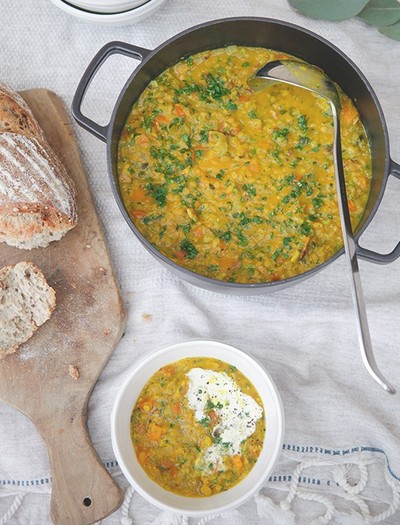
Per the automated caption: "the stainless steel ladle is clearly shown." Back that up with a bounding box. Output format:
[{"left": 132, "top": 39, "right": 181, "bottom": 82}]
[{"left": 248, "top": 60, "right": 396, "bottom": 395}]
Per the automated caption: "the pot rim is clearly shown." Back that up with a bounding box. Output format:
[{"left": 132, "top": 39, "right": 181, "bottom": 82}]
[{"left": 106, "top": 16, "right": 391, "bottom": 290}]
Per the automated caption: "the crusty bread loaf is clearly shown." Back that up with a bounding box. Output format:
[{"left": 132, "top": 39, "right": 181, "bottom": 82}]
[
  {"left": 0, "top": 261, "right": 56, "bottom": 358},
  {"left": 0, "top": 82, "right": 77, "bottom": 249},
  {"left": 0, "top": 81, "right": 45, "bottom": 141}
]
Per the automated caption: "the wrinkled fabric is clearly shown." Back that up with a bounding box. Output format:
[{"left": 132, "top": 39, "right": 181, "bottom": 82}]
[{"left": 1, "top": 0, "right": 400, "bottom": 523}]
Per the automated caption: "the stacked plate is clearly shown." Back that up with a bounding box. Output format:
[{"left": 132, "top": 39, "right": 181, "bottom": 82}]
[{"left": 50, "top": 0, "right": 167, "bottom": 25}]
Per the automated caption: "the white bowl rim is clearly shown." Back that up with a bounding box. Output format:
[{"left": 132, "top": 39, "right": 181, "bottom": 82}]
[
  {"left": 62, "top": 0, "right": 149, "bottom": 14},
  {"left": 50, "top": 0, "right": 166, "bottom": 20},
  {"left": 111, "top": 339, "right": 285, "bottom": 516},
  {"left": 67, "top": 0, "right": 147, "bottom": 8}
]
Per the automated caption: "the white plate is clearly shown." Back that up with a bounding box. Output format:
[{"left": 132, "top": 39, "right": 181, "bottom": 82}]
[
  {"left": 50, "top": 0, "right": 167, "bottom": 25},
  {"left": 111, "top": 340, "right": 284, "bottom": 516}
]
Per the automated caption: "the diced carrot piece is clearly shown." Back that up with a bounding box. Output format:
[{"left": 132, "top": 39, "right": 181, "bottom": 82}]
[
  {"left": 131, "top": 187, "right": 148, "bottom": 202},
  {"left": 154, "top": 114, "right": 168, "bottom": 124},
  {"left": 131, "top": 210, "right": 147, "bottom": 219},
  {"left": 147, "top": 422, "right": 163, "bottom": 442},
  {"left": 162, "top": 365, "right": 175, "bottom": 377},
  {"left": 137, "top": 449, "right": 149, "bottom": 465},
  {"left": 231, "top": 455, "right": 244, "bottom": 472},
  {"left": 138, "top": 135, "right": 149, "bottom": 144},
  {"left": 193, "top": 226, "right": 204, "bottom": 239},
  {"left": 209, "top": 410, "right": 218, "bottom": 425},
  {"left": 138, "top": 398, "right": 154, "bottom": 411},
  {"left": 239, "top": 94, "right": 250, "bottom": 102},
  {"left": 172, "top": 402, "right": 181, "bottom": 415},
  {"left": 168, "top": 466, "right": 178, "bottom": 477},
  {"left": 175, "top": 249, "right": 186, "bottom": 260},
  {"left": 348, "top": 200, "right": 357, "bottom": 213},
  {"left": 174, "top": 104, "right": 185, "bottom": 117},
  {"left": 219, "top": 256, "right": 238, "bottom": 270}
]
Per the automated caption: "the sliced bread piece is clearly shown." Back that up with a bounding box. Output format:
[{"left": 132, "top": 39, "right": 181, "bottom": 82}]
[{"left": 0, "top": 261, "right": 56, "bottom": 358}]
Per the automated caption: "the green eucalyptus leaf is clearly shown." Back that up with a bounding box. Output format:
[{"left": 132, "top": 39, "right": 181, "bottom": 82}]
[
  {"left": 288, "top": 0, "right": 370, "bottom": 21},
  {"left": 358, "top": 0, "right": 400, "bottom": 27},
  {"left": 379, "top": 19, "right": 400, "bottom": 39}
]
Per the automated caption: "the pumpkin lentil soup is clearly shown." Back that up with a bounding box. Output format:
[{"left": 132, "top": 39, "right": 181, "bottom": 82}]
[
  {"left": 130, "top": 357, "right": 265, "bottom": 496},
  {"left": 118, "top": 46, "right": 371, "bottom": 283}
]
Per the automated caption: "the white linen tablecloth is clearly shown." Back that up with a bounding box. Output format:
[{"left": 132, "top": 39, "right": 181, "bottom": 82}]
[{"left": 1, "top": 0, "right": 400, "bottom": 523}]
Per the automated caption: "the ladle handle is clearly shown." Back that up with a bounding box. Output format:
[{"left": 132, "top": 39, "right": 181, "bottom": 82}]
[
  {"left": 333, "top": 113, "right": 395, "bottom": 395},
  {"left": 357, "top": 159, "right": 400, "bottom": 264},
  {"left": 72, "top": 41, "right": 151, "bottom": 142}
]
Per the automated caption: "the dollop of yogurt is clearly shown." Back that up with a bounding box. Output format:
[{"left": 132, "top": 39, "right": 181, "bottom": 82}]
[{"left": 186, "top": 367, "right": 263, "bottom": 471}]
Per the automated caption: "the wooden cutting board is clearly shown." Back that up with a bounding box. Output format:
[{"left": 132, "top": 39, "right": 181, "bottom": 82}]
[{"left": 0, "top": 90, "right": 126, "bottom": 524}]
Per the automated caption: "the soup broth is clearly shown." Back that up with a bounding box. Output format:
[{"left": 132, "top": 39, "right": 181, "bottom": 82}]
[{"left": 118, "top": 46, "right": 371, "bottom": 283}]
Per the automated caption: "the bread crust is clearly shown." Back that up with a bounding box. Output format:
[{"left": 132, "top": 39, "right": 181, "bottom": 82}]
[
  {"left": 0, "top": 203, "right": 75, "bottom": 249},
  {"left": 0, "top": 82, "right": 77, "bottom": 249},
  {"left": 0, "top": 81, "right": 45, "bottom": 140}
]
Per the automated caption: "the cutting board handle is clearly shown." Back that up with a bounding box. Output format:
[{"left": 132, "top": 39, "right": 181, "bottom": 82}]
[{"left": 38, "top": 409, "right": 123, "bottom": 525}]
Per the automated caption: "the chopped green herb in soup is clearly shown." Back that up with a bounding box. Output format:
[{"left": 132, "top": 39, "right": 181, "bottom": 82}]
[{"left": 118, "top": 46, "right": 371, "bottom": 283}]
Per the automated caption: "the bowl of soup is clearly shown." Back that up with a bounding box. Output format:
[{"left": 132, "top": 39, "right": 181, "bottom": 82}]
[
  {"left": 111, "top": 340, "right": 284, "bottom": 515},
  {"left": 73, "top": 18, "right": 400, "bottom": 294}
]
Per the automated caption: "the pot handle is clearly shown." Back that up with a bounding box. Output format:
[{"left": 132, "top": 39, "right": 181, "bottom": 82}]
[
  {"left": 72, "top": 41, "right": 151, "bottom": 143},
  {"left": 357, "top": 159, "right": 400, "bottom": 264}
]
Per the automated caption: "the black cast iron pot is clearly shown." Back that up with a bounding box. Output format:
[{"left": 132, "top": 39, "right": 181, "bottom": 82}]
[{"left": 72, "top": 17, "right": 400, "bottom": 294}]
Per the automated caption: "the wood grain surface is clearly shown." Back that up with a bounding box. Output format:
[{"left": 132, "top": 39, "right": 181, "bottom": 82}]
[{"left": 0, "top": 89, "right": 126, "bottom": 525}]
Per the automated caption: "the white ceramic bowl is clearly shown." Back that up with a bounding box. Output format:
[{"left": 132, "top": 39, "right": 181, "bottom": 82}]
[
  {"left": 50, "top": 0, "right": 167, "bottom": 25},
  {"left": 65, "top": 0, "right": 148, "bottom": 14},
  {"left": 111, "top": 340, "right": 284, "bottom": 516}
]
